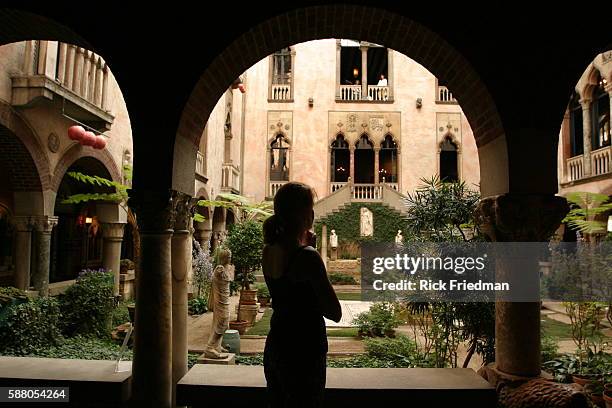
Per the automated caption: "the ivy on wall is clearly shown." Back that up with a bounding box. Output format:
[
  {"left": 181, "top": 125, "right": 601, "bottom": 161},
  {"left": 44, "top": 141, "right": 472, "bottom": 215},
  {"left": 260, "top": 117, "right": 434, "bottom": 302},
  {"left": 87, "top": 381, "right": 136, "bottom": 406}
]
[{"left": 314, "top": 203, "right": 409, "bottom": 249}]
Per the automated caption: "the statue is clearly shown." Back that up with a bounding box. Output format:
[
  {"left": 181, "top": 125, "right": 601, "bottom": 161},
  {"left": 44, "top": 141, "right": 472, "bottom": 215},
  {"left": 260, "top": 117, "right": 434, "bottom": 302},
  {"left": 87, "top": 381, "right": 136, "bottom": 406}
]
[
  {"left": 360, "top": 207, "right": 373, "bottom": 237},
  {"left": 330, "top": 229, "right": 338, "bottom": 260},
  {"left": 395, "top": 230, "right": 404, "bottom": 246},
  {"left": 203, "top": 247, "right": 235, "bottom": 359}
]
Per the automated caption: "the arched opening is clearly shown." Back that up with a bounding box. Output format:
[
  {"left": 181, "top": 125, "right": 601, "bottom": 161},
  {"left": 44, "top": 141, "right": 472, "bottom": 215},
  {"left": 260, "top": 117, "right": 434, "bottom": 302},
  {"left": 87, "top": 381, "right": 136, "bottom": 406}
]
[
  {"left": 379, "top": 134, "right": 398, "bottom": 184},
  {"left": 51, "top": 157, "right": 114, "bottom": 282},
  {"left": 569, "top": 91, "right": 584, "bottom": 157},
  {"left": 269, "top": 134, "right": 290, "bottom": 182},
  {"left": 330, "top": 134, "right": 349, "bottom": 188},
  {"left": 440, "top": 136, "right": 459, "bottom": 182},
  {"left": 591, "top": 71, "right": 610, "bottom": 150},
  {"left": 354, "top": 134, "right": 374, "bottom": 184}
]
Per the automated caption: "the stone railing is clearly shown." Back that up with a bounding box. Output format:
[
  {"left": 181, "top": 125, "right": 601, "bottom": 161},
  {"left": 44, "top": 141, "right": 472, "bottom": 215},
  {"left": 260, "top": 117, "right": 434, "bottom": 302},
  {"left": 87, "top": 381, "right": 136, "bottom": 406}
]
[
  {"left": 367, "top": 86, "right": 389, "bottom": 101},
  {"left": 437, "top": 85, "right": 457, "bottom": 103},
  {"left": 566, "top": 155, "right": 584, "bottom": 182},
  {"left": 591, "top": 146, "right": 611, "bottom": 176},
  {"left": 382, "top": 182, "right": 398, "bottom": 191},
  {"left": 221, "top": 163, "right": 240, "bottom": 193},
  {"left": 270, "top": 84, "right": 291, "bottom": 101},
  {"left": 352, "top": 184, "right": 382, "bottom": 201},
  {"left": 12, "top": 40, "right": 114, "bottom": 128},
  {"left": 339, "top": 85, "right": 362, "bottom": 101},
  {"left": 195, "top": 151, "right": 206, "bottom": 178},
  {"left": 269, "top": 181, "right": 287, "bottom": 197},
  {"left": 331, "top": 182, "right": 347, "bottom": 193}
]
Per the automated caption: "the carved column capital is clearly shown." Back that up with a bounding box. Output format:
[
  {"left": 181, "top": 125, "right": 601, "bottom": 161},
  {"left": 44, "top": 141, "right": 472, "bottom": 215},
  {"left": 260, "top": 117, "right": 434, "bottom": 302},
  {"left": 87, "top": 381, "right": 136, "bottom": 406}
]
[
  {"left": 128, "top": 189, "right": 176, "bottom": 233},
  {"left": 476, "top": 194, "right": 569, "bottom": 242},
  {"left": 32, "top": 216, "right": 58, "bottom": 233},
  {"left": 101, "top": 223, "right": 125, "bottom": 241},
  {"left": 173, "top": 191, "right": 198, "bottom": 233}
]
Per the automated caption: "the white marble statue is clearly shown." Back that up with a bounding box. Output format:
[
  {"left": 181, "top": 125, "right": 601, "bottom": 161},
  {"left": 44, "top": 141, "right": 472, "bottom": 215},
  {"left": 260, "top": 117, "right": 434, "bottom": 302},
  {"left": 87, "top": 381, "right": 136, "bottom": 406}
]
[
  {"left": 329, "top": 230, "right": 338, "bottom": 248},
  {"left": 203, "top": 248, "right": 235, "bottom": 359},
  {"left": 395, "top": 229, "right": 404, "bottom": 246},
  {"left": 360, "top": 207, "right": 373, "bottom": 237}
]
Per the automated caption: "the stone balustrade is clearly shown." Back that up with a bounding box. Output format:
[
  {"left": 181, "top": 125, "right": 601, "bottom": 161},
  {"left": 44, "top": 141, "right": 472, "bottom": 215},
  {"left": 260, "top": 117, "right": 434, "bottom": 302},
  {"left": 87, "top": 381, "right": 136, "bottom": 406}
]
[
  {"left": 437, "top": 85, "right": 457, "bottom": 103},
  {"left": 269, "top": 181, "right": 287, "bottom": 197},
  {"left": 270, "top": 84, "right": 291, "bottom": 101},
  {"left": 195, "top": 151, "right": 206, "bottom": 178},
  {"left": 221, "top": 163, "right": 240, "bottom": 193},
  {"left": 591, "top": 145, "right": 611, "bottom": 176},
  {"left": 339, "top": 85, "right": 362, "bottom": 101},
  {"left": 351, "top": 184, "right": 382, "bottom": 201},
  {"left": 566, "top": 155, "right": 584, "bottom": 181},
  {"left": 331, "top": 182, "right": 347, "bottom": 193},
  {"left": 367, "top": 85, "right": 389, "bottom": 101}
]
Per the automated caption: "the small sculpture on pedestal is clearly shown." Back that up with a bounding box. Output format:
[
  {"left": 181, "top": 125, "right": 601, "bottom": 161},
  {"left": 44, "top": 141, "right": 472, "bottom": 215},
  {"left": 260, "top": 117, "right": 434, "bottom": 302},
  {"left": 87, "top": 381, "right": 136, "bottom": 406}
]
[
  {"left": 330, "top": 229, "right": 338, "bottom": 261},
  {"left": 203, "top": 247, "right": 234, "bottom": 359},
  {"left": 395, "top": 230, "right": 404, "bottom": 246}
]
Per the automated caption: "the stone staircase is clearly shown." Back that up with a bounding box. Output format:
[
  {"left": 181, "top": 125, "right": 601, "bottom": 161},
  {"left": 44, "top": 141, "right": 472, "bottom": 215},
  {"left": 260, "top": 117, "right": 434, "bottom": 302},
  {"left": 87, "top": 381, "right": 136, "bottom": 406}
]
[{"left": 314, "top": 183, "right": 407, "bottom": 221}]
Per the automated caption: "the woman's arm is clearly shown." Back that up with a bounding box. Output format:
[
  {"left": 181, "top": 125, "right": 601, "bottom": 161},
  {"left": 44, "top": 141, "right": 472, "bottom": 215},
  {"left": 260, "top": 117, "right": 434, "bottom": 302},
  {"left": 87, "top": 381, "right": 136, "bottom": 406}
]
[{"left": 303, "top": 248, "right": 342, "bottom": 322}]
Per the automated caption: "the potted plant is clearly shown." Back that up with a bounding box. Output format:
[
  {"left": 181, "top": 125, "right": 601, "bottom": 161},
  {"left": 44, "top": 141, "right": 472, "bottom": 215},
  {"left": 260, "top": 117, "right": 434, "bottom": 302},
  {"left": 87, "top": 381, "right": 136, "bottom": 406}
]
[
  {"left": 229, "top": 319, "right": 248, "bottom": 335},
  {"left": 256, "top": 283, "right": 271, "bottom": 308}
]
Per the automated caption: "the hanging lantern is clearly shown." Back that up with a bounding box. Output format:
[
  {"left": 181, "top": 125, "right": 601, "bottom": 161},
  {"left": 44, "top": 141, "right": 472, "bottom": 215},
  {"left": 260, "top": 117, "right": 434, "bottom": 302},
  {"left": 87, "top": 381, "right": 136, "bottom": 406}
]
[
  {"left": 81, "top": 131, "right": 97, "bottom": 147},
  {"left": 68, "top": 125, "right": 85, "bottom": 141},
  {"left": 93, "top": 136, "right": 107, "bottom": 150}
]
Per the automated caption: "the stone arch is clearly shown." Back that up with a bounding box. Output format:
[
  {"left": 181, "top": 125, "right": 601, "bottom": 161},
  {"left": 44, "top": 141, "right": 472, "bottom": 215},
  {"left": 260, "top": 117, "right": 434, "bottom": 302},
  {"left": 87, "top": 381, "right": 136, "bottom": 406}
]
[
  {"left": 51, "top": 143, "right": 122, "bottom": 193},
  {"left": 172, "top": 4, "right": 508, "bottom": 197}
]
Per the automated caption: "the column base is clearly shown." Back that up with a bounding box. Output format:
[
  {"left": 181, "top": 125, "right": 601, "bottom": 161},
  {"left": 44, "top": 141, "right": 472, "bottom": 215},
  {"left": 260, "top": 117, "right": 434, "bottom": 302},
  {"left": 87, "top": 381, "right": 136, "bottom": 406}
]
[{"left": 478, "top": 363, "right": 589, "bottom": 408}]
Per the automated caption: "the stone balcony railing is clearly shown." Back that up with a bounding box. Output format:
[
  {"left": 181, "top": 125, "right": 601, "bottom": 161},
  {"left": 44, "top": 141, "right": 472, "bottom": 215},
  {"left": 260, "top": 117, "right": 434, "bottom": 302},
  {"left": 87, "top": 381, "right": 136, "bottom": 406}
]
[
  {"left": 331, "top": 182, "right": 347, "bottom": 193},
  {"left": 351, "top": 184, "right": 382, "bottom": 201},
  {"left": 566, "top": 155, "right": 584, "bottom": 182},
  {"left": 338, "top": 85, "right": 391, "bottom": 102},
  {"left": 591, "top": 145, "right": 611, "bottom": 176},
  {"left": 270, "top": 84, "right": 291, "bottom": 101},
  {"left": 221, "top": 163, "right": 240, "bottom": 194},
  {"left": 11, "top": 41, "right": 114, "bottom": 130},
  {"left": 269, "top": 181, "right": 288, "bottom": 197},
  {"left": 436, "top": 85, "right": 457, "bottom": 103}
]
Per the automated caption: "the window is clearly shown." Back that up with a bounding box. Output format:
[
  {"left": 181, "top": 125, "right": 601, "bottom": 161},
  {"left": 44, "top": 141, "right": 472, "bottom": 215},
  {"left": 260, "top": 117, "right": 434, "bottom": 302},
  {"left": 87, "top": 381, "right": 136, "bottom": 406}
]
[
  {"left": 270, "top": 134, "right": 290, "bottom": 181},
  {"left": 331, "top": 135, "right": 350, "bottom": 183},
  {"left": 592, "top": 72, "right": 610, "bottom": 150},
  {"left": 440, "top": 136, "right": 459, "bottom": 182},
  {"left": 269, "top": 48, "right": 293, "bottom": 101},
  {"left": 338, "top": 40, "right": 391, "bottom": 102},
  {"left": 569, "top": 92, "right": 583, "bottom": 157},
  {"left": 379, "top": 134, "right": 398, "bottom": 183},
  {"left": 354, "top": 134, "right": 374, "bottom": 183}
]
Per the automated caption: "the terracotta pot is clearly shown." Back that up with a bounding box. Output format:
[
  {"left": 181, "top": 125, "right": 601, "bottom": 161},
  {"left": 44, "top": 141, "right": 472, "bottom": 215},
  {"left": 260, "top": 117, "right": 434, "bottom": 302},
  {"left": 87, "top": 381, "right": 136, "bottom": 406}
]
[
  {"left": 573, "top": 374, "right": 598, "bottom": 386},
  {"left": 229, "top": 320, "right": 248, "bottom": 335},
  {"left": 259, "top": 297, "right": 270, "bottom": 307},
  {"left": 239, "top": 289, "right": 257, "bottom": 305},
  {"left": 603, "top": 389, "right": 612, "bottom": 408},
  {"left": 590, "top": 393, "right": 604, "bottom": 408}
]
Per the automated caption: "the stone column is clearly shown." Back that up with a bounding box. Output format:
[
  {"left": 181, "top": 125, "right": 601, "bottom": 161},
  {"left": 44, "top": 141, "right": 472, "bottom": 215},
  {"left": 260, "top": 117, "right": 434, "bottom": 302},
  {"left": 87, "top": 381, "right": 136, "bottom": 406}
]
[
  {"left": 607, "top": 85, "right": 612, "bottom": 139},
  {"left": 10, "top": 216, "right": 34, "bottom": 291},
  {"left": 335, "top": 40, "right": 342, "bottom": 100},
  {"left": 32, "top": 216, "right": 58, "bottom": 297},
  {"left": 387, "top": 49, "right": 394, "bottom": 100},
  {"left": 193, "top": 227, "right": 212, "bottom": 250},
  {"left": 360, "top": 44, "right": 368, "bottom": 99},
  {"left": 129, "top": 190, "right": 175, "bottom": 408},
  {"left": 349, "top": 146, "right": 355, "bottom": 183},
  {"left": 171, "top": 193, "right": 196, "bottom": 407},
  {"left": 476, "top": 194, "right": 568, "bottom": 378},
  {"left": 374, "top": 147, "right": 380, "bottom": 184},
  {"left": 101, "top": 223, "right": 125, "bottom": 296},
  {"left": 580, "top": 99, "right": 592, "bottom": 176}
]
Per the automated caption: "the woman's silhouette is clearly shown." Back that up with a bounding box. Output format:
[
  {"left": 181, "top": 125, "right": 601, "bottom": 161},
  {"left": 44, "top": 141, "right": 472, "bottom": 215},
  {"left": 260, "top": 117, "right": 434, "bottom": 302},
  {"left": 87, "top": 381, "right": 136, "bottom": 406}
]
[{"left": 262, "top": 182, "right": 342, "bottom": 408}]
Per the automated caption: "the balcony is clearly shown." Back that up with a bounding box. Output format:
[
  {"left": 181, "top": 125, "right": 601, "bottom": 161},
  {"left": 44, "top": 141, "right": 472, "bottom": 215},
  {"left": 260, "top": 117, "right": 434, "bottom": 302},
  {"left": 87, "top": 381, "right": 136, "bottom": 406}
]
[
  {"left": 563, "top": 146, "right": 612, "bottom": 184},
  {"left": 11, "top": 41, "right": 114, "bottom": 131},
  {"left": 269, "top": 84, "right": 292, "bottom": 102},
  {"left": 221, "top": 163, "right": 240, "bottom": 194},
  {"left": 436, "top": 85, "right": 457, "bottom": 104},
  {"left": 337, "top": 85, "right": 391, "bottom": 102},
  {"left": 268, "top": 180, "right": 288, "bottom": 198},
  {"left": 195, "top": 151, "right": 207, "bottom": 182}
]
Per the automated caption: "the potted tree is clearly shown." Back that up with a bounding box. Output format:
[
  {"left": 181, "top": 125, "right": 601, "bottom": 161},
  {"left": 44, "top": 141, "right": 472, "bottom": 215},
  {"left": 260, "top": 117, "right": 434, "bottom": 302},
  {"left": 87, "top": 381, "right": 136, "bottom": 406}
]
[{"left": 256, "top": 282, "right": 271, "bottom": 308}]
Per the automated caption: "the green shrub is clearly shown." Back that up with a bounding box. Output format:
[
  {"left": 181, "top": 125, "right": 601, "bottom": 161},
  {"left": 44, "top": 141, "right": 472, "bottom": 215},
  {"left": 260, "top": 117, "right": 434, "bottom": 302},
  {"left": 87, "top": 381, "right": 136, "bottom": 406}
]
[
  {"left": 111, "top": 302, "right": 130, "bottom": 327},
  {"left": 541, "top": 335, "right": 559, "bottom": 364},
  {"left": 0, "top": 287, "right": 28, "bottom": 307},
  {"left": 328, "top": 272, "right": 358, "bottom": 285},
  {"left": 255, "top": 282, "right": 270, "bottom": 298},
  {"left": 225, "top": 220, "right": 264, "bottom": 290},
  {"left": 188, "top": 297, "right": 208, "bottom": 315},
  {"left": 0, "top": 297, "right": 62, "bottom": 355},
  {"left": 59, "top": 269, "right": 115, "bottom": 338},
  {"left": 353, "top": 302, "right": 403, "bottom": 337}
]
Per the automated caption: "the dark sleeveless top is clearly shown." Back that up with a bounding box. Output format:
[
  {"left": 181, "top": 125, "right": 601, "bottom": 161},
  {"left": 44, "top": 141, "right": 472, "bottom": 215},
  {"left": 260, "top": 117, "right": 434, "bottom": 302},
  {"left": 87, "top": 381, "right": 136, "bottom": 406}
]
[{"left": 264, "top": 245, "right": 328, "bottom": 354}]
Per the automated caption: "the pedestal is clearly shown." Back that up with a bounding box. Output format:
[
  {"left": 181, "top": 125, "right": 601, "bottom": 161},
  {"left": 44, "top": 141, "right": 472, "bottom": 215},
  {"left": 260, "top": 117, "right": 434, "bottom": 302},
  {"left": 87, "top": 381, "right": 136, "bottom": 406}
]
[{"left": 197, "top": 353, "right": 236, "bottom": 365}]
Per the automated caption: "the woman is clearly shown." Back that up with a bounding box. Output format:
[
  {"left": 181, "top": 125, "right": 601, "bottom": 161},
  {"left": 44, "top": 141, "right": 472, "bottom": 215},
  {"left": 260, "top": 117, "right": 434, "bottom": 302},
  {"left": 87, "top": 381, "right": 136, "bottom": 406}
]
[{"left": 262, "top": 182, "right": 342, "bottom": 408}]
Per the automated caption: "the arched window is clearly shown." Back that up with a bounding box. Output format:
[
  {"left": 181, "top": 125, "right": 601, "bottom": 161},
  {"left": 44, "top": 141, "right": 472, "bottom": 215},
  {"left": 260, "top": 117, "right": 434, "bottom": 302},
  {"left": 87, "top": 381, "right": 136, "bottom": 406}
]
[
  {"left": 330, "top": 135, "right": 349, "bottom": 183},
  {"left": 379, "top": 134, "right": 398, "bottom": 183},
  {"left": 354, "top": 134, "right": 374, "bottom": 184},
  {"left": 592, "top": 72, "right": 610, "bottom": 150},
  {"left": 569, "top": 91, "right": 584, "bottom": 157},
  {"left": 440, "top": 136, "right": 459, "bottom": 182},
  {"left": 270, "top": 134, "right": 290, "bottom": 181}
]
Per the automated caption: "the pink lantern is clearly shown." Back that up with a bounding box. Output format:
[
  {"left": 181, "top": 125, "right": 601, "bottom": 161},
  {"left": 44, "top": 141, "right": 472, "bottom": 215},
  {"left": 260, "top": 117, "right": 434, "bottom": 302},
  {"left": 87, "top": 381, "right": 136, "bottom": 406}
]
[
  {"left": 68, "top": 125, "right": 85, "bottom": 141},
  {"left": 93, "top": 136, "right": 107, "bottom": 150},
  {"left": 81, "top": 131, "right": 97, "bottom": 147}
]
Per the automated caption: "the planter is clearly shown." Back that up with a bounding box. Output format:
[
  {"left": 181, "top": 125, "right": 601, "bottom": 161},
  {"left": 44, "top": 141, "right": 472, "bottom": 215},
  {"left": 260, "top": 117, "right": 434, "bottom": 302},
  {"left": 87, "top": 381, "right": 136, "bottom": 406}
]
[
  {"left": 238, "top": 303, "right": 259, "bottom": 326},
  {"left": 239, "top": 289, "right": 257, "bottom": 305},
  {"left": 603, "top": 389, "right": 612, "bottom": 408},
  {"left": 573, "top": 374, "right": 598, "bottom": 386},
  {"left": 258, "top": 296, "right": 270, "bottom": 308},
  {"left": 229, "top": 320, "right": 248, "bottom": 335},
  {"left": 127, "top": 304, "right": 136, "bottom": 323}
]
